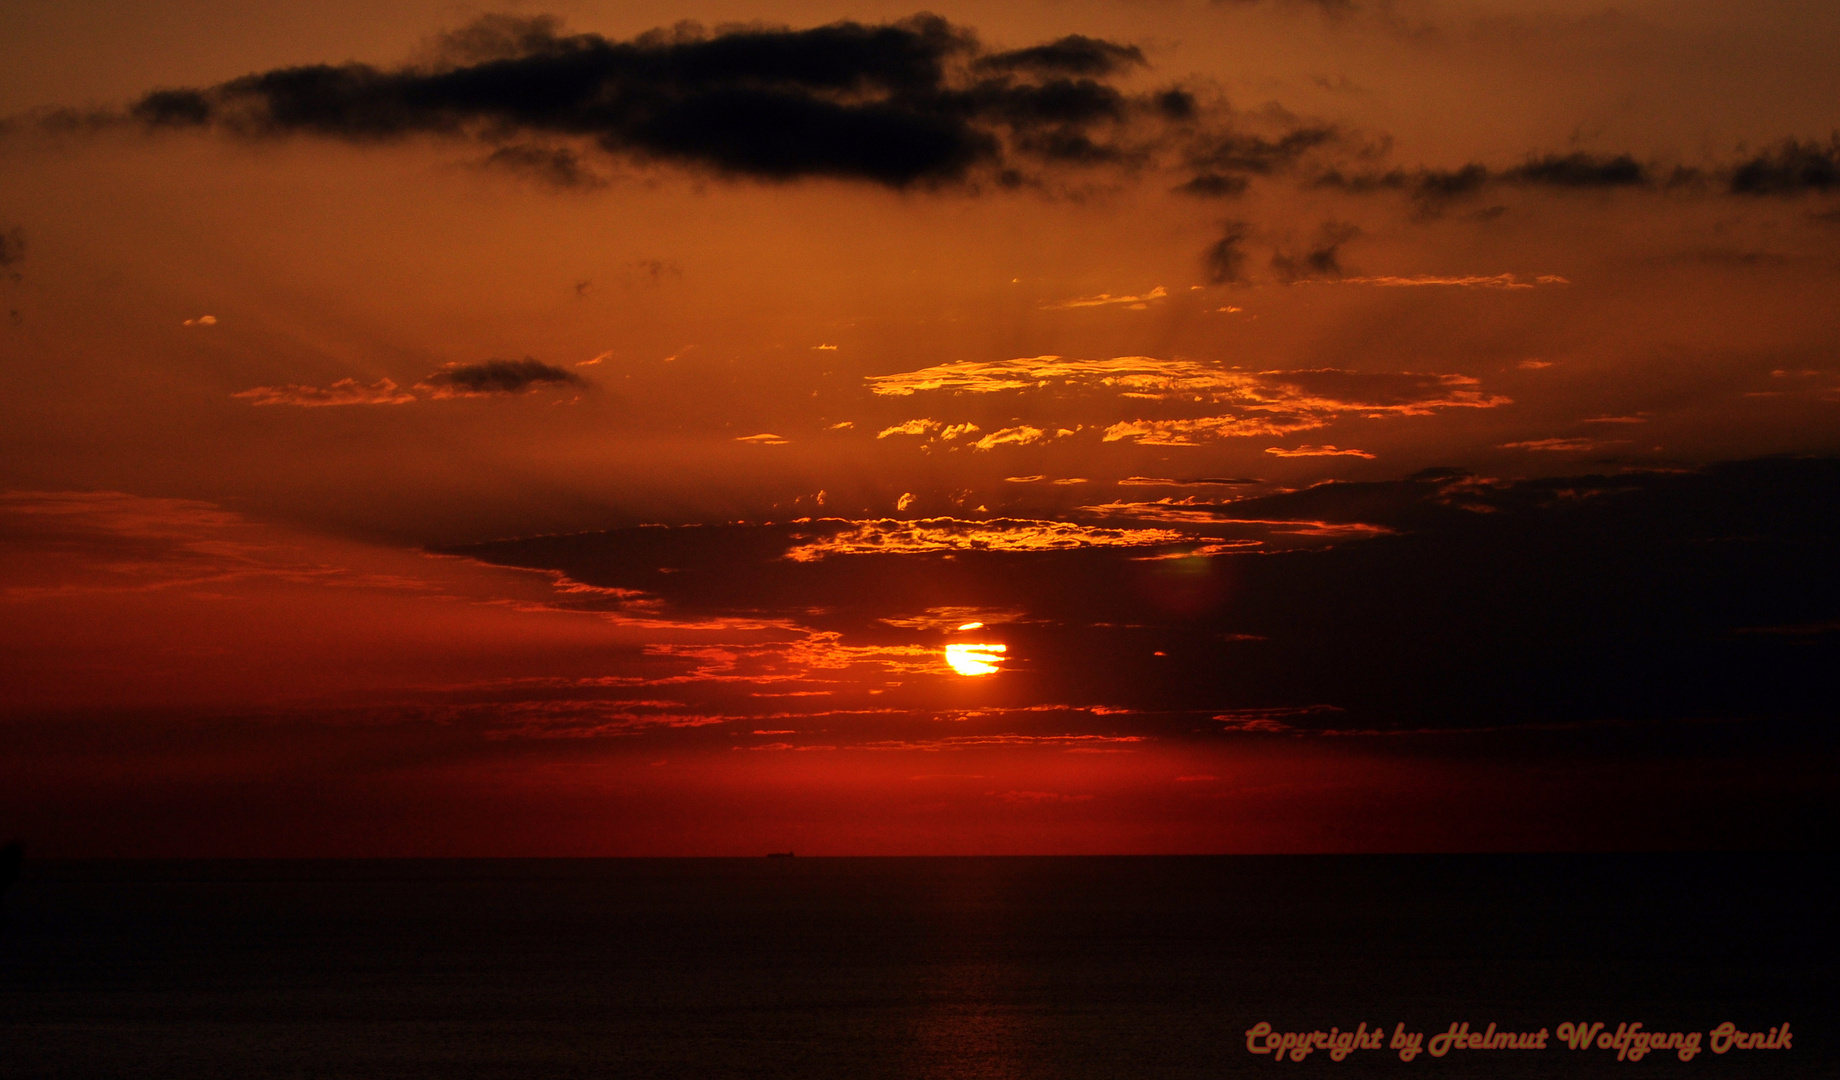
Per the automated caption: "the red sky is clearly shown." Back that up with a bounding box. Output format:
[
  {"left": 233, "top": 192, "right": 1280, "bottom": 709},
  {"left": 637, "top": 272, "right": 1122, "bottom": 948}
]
[{"left": 1, "top": 0, "right": 1835, "bottom": 854}]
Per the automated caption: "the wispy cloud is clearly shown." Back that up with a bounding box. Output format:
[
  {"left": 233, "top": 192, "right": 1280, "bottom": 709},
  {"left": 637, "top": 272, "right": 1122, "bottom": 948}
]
[
  {"left": 1499, "top": 437, "right": 1625, "bottom": 452},
  {"left": 1078, "top": 499, "right": 1394, "bottom": 541},
  {"left": 972, "top": 425, "right": 1048, "bottom": 450},
  {"left": 0, "top": 490, "right": 421, "bottom": 598},
  {"left": 480, "top": 144, "right": 606, "bottom": 189},
  {"left": 878, "top": 606, "right": 1028, "bottom": 631},
  {"left": 233, "top": 378, "right": 417, "bottom": 407},
  {"left": 877, "top": 419, "right": 939, "bottom": 438},
  {"left": 1102, "top": 415, "right": 1322, "bottom": 446},
  {"left": 1076, "top": 499, "right": 1239, "bottom": 526},
  {"left": 1117, "top": 476, "right": 1262, "bottom": 487},
  {"left": 1042, "top": 285, "right": 1168, "bottom": 310},
  {"left": 238, "top": 359, "right": 582, "bottom": 406},
  {"left": 1265, "top": 444, "right": 1375, "bottom": 458},
  {"left": 1729, "top": 138, "right": 1840, "bottom": 194},
  {"left": 1331, "top": 273, "right": 1569, "bottom": 289},
  {"left": 781, "top": 517, "right": 1190, "bottom": 561},
  {"left": 1313, "top": 152, "right": 1652, "bottom": 214}
]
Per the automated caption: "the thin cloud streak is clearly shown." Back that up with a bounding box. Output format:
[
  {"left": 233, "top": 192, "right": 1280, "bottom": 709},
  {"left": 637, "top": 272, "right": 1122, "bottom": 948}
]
[
  {"left": 238, "top": 359, "right": 582, "bottom": 406},
  {"left": 1042, "top": 285, "right": 1168, "bottom": 309},
  {"left": 1331, "top": 273, "right": 1569, "bottom": 289},
  {"left": 1265, "top": 444, "right": 1375, "bottom": 458},
  {"left": 234, "top": 378, "right": 417, "bottom": 407},
  {"left": 782, "top": 517, "right": 1192, "bottom": 560}
]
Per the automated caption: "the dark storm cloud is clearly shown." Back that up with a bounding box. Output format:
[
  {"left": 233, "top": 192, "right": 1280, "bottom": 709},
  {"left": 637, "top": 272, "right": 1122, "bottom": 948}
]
[
  {"left": 63, "top": 11, "right": 1840, "bottom": 205},
  {"left": 119, "top": 14, "right": 1182, "bottom": 188},
  {"left": 419, "top": 358, "right": 584, "bottom": 396}
]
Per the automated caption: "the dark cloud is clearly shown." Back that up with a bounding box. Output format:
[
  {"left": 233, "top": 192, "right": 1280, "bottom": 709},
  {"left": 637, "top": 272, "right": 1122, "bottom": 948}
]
[
  {"left": 1311, "top": 164, "right": 1476, "bottom": 213},
  {"left": 972, "top": 35, "right": 1145, "bottom": 77},
  {"left": 1313, "top": 153, "right": 1648, "bottom": 215},
  {"left": 1729, "top": 137, "right": 1840, "bottom": 195},
  {"left": 1313, "top": 143, "right": 1840, "bottom": 215},
  {"left": 1152, "top": 88, "right": 1198, "bottom": 121},
  {"left": 630, "top": 258, "right": 681, "bottom": 283},
  {"left": 131, "top": 89, "right": 213, "bottom": 127},
  {"left": 1406, "top": 163, "right": 1490, "bottom": 203},
  {"left": 0, "top": 224, "right": 22, "bottom": 273},
  {"left": 418, "top": 358, "right": 585, "bottom": 396},
  {"left": 1178, "top": 126, "right": 1342, "bottom": 197},
  {"left": 1117, "top": 476, "right": 1264, "bottom": 487},
  {"left": 121, "top": 14, "right": 1176, "bottom": 189},
  {"left": 1212, "top": 0, "right": 1363, "bottom": 13},
  {"left": 1502, "top": 152, "right": 1648, "bottom": 187},
  {"left": 1269, "top": 220, "right": 1359, "bottom": 282},
  {"left": 424, "top": 12, "right": 575, "bottom": 66},
  {"left": 481, "top": 144, "right": 605, "bottom": 188},
  {"left": 76, "top": 13, "right": 1840, "bottom": 209},
  {"left": 1203, "top": 220, "right": 1251, "bottom": 283},
  {"left": 1177, "top": 173, "right": 1248, "bottom": 197}
]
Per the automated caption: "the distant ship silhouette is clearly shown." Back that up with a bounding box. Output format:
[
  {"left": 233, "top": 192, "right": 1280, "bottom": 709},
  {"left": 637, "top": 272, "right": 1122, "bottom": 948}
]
[{"left": 766, "top": 851, "right": 794, "bottom": 858}]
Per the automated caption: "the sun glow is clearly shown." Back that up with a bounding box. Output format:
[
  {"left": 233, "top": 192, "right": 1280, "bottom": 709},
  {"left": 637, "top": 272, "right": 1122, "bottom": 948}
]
[{"left": 945, "top": 642, "right": 1006, "bottom": 676}]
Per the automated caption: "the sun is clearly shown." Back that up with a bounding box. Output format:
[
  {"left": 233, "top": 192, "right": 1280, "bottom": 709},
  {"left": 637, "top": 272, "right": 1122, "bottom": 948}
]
[{"left": 945, "top": 642, "right": 1006, "bottom": 676}]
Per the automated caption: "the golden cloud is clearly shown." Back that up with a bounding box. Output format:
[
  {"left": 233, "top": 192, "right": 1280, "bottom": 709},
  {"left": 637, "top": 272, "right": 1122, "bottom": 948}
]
[
  {"left": 782, "top": 517, "right": 1191, "bottom": 561},
  {"left": 233, "top": 378, "right": 417, "bottom": 407},
  {"left": 865, "top": 356, "right": 1508, "bottom": 445}
]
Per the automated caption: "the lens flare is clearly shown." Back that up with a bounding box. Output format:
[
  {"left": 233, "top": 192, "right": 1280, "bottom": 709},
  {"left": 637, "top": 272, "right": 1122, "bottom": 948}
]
[{"left": 944, "top": 642, "right": 1006, "bottom": 676}]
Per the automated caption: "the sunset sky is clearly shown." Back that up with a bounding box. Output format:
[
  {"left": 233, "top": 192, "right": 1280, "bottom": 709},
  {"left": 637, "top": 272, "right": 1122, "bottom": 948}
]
[{"left": 1, "top": 0, "right": 1835, "bottom": 855}]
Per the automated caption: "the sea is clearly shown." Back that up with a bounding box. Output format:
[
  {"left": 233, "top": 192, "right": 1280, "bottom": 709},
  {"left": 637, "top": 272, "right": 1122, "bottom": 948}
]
[{"left": 1, "top": 855, "right": 1829, "bottom": 1078}]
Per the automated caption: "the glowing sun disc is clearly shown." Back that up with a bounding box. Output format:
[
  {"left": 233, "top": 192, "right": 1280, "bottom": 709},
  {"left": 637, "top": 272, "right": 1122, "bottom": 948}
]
[{"left": 945, "top": 642, "right": 1006, "bottom": 676}]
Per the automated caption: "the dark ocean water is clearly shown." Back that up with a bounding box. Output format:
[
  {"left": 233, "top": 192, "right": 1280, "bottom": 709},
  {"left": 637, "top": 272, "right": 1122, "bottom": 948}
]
[{"left": 0, "top": 855, "right": 1829, "bottom": 1079}]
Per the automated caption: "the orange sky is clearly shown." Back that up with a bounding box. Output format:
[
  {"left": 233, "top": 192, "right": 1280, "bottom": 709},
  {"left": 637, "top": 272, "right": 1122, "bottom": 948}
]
[{"left": 1, "top": 1, "right": 1835, "bottom": 854}]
